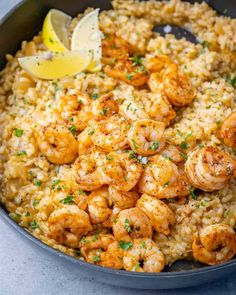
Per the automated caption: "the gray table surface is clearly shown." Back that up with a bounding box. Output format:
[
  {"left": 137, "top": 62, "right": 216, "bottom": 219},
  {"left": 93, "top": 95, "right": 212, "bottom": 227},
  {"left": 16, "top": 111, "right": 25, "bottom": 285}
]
[{"left": 0, "top": 0, "right": 236, "bottom": 294}]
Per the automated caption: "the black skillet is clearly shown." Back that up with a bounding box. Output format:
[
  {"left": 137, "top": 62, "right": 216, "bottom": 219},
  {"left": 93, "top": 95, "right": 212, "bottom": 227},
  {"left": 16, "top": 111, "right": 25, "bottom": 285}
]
[{"left": 0, "top": 0, "right": 236, "bottom": 289}]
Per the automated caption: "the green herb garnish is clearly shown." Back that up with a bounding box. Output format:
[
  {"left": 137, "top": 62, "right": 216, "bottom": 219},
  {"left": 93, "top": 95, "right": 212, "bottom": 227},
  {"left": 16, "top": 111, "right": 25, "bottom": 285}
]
[
  {"left": 60, "top": 195, "right": 74, "bottom": 204},
  {"left": 13, "top": 128, "right": 23, "bottom": 137},
  {"left": 119, "top": 241, "right": 133, "bottom": 250},
  {"left": 30, "top": 220, "right": 39, "bottom": 230},
  {"left": 69, "top": 125, "right": 78, "bottom": 136},
  {"left": 190, "top": 187, "right": 197, "bottom": 200},
  {"left": 52, "top": 179, "right": 61, "bottom": 189},
  {"left": 151, "top": 141, "right": 159, "bottom": 151},
  {"left": 124, "top": 218, "right": 131, "bottom": 233},
  {"left": 91, "top": 93, "right": 99, "bottom": 100},
  {"left": 34, "top": 180, "right": 42, "bottom": 187}
]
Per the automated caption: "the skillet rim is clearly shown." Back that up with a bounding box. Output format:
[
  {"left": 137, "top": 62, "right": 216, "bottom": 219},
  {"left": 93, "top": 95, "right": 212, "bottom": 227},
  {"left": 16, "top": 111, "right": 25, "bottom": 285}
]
[{"left": 0, "top": 0, "right": 235, "bottom": 279}]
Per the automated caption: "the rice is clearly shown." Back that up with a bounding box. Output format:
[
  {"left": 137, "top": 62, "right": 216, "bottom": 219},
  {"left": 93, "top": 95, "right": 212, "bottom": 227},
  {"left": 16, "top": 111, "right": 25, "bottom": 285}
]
[{"left": 0, "top": 0, "right": 236, "bottom": 267}]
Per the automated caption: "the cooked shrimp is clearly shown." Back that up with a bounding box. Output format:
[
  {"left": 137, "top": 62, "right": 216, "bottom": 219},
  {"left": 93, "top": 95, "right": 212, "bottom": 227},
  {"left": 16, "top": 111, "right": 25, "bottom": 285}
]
[
  {"left": 192, "top": 224, "right": 236, "bottom": 265},
  {"left": 36, "top": 124, "right": 78, "bottom": 165},
  {"left": 108, "top": 186, "right": 140, "bottom": 209},
  {"left": 185, "top": 146, "right": 236, "bottom": 192},
  {"left": 48, "top": 206, "right": 92, "bottom": 248},
  {"left": 77, "top": 125, "right": 94, "bottom": 156},
  {"left": 119, "top": 98, "right": 149, "bottom": 122},
  {"left": 123, "top": 238, "right": 165, "bottom": 272},
  {"left": 93, "top": 116, "right": 129, "bottom": 152},
  {"left": 100, "top": 152, "right": 143, "bottom": 191},
  {"left": 128, "top": 119, "right": 166, "bottom": 156},
  {"left": 87, "top": 187, "right": 112, "bottom": 224},
  {"left": 55, "top": 92, "right": 92, "bottom": 131},
  {"left": 220, "top": 111, "right": 236, "bottom": 149},
  {"left": 80, "top": 234, "right": 115, "bottom": 256},
  {"left": 52, "top": 179, "right": 88, "bottom": 211},
  {"left": 104, "top": 59, "right": 149, "bottom": 87},
  {"left": 99, "top": 241, "right": 124, "bottom": 269},
  {"left": 163, "top": 64, "right": 196, "bottom": 106},
  {"left": 80, "top": 234, "right": 123, "bottom": 269},
  {"left": 91, "top": 92, "right": 119, "bottom": 120},
  {"left": 102, "top": 34, "right": 133, "bottom": 62},
  {"left": 136, "top": 194, "right": 175, "bottom": 235},
  {"left": 113, "top": 208, "right": 152, "bottom": 242},
  {"left": 160, "top": 144, "right": 183, "bottom": 163},
  {"left": 145, "top": 55, "right": 174, "bottom": 73},
  {"left": 148, "top": 73, "right": 163, "bottom": 93},
  {"left": 143, "top": 91, "right": 176, "bottom": 126},
  {"left": 138, "top": 154, "right": 190, "bottom": 198},
  {"left": 73, "top": 151, "right": 105, "bottom": 191}
]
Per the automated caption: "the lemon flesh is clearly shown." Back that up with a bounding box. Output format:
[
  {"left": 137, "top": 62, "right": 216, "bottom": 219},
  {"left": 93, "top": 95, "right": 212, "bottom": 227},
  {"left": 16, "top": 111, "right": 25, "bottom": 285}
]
[
  {"left": 18, "top": 51, "right": 92, "bottom": 80},
  {"left": 42, "top": 9, "right": 71, "bottom": 52},
  {"left": 71, "top": 9, "right": 102, "bottom": 72}
]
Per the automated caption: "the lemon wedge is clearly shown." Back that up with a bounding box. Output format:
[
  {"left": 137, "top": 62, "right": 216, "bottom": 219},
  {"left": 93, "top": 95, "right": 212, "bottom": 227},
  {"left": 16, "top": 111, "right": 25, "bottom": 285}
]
[
  {"left": 71, "top": 9, "right": 103, "bottom": 72},
  {"left": 42, "top": 9, "right": 71, "bottom": 52},
  {"left": 18, "top": 50, "right": 92, "bottom": 80}
]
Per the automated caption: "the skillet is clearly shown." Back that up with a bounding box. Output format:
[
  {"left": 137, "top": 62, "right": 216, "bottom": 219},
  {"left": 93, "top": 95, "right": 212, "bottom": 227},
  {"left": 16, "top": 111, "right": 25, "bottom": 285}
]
[{"left": 0, "top": 0, "right": 236, "bottom": 289}]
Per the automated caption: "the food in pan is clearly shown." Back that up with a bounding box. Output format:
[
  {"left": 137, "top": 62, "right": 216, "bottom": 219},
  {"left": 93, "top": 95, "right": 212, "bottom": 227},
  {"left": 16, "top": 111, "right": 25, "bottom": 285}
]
[{"left": 0, "top": 0, "right": 236, "bottom": 272}]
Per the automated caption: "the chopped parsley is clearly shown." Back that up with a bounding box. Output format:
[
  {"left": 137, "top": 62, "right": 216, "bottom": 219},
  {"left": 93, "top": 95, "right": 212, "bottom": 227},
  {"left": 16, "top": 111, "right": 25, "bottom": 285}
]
[
  {"left": 34, "top": 180, "right": 42, "bottom": 187},
  {"left": 93, "top": 233, "right": 99, "bottom": 242},
  {"left": 189, "top": 187, "right": 197, "bottom": 200},
  {"left": 80, "top": 236, "right": 89, "bottom": 244},
  {"left": 126, "top": 73, "right": 134, "bottom": 81},
  {"left": 100, "top": 108, "right": 109, "bottom": 116},
  {"left": 224, "top": 209, "right": 231, "bottom": 217},
  {"left": 69, "top": 125, "right": 78, "bottom": 136},
  {"left": 179, "top": 152, "right": 188, "bottom": 160},
  {"left": 119, "top": 240, "right": 133, "bottom": 250},
  {"left": 126, "top": 102, "right": 132, "bottom": 111},
  {"left": 9, "top": 213, "right": 21, "bottom": 222},
  {"left": 30, "top": 220, "right": 39, "bottom": 230},
  {"left": 229, "top": 76, "right": 236, "bottom": 87},
  {"left": 131, "top": 56, "right": 142, "bottom": 66},
  {"left": 87, "top": 128, "right": 95, "bottom": 135},
  {"left": 200, "top": 40, "right": 209, "bottom": 48},
  {"left": 33, "top": 199, "right": 40, "bottom": 208},
  {"left": 151, "top": 141, "right": 159, "bottom": 151},
  {"left": 93, "top": 255, "right": 101, "bottom": 263},
  {"left": 198, "top": 143, "right": 204, "bottom": 148},
  {"left": 16, "top": 150, "right": 27, "bottom": 156},
  {"left": 127, "top": 149, "right": 137, "bottom": 159},
  {"left": 91, "top": 93, "right": 99, "bottom": 100},
  {"left": 180, "top": 141, "right": 188, "bottom": 150},
  {"left": 141, "top": 241, "right": 146, "bottom": 249},
  {"left": 13, "top": 128, "right": 23, "bottom": 137},
  {"left": 124, "top": 218, "right": 131, "bottom": 233},
  {"left": 78, "top": 189, "right": 85, "bottom": 195},
  {"left": 60, "top": 195, "right": 74, "bottom": 205},
  {"left": 52, "top": 179, "right": 61, "bottom": 189}
]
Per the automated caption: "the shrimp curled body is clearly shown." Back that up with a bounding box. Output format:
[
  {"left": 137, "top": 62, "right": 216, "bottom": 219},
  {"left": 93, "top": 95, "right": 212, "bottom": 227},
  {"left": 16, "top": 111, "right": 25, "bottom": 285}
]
[
  {"left": 100, "top": 152, "right": 143, "bottom": 191},
  {"left": 123, "top": 238, "right": 165, "bottom": 272},
  {"left": 192, "top": 224, "right": 236, "bottom": 265},
  {"left": 128, "top": 119, "right": 166, "bottom": 156},
  {"left": 37, "top": 124, "right": 78, "bottom": 165},
  {"left": 48, "top": 206, "right": 92, "bottom": 248},
  {"left": 185, "top": 146, "right": 236, "bottom": 192},
  {"left": 112, "top": 207, "right": 153, "bottom": 242},
  {"left": 136, "top": 194, "right": 175, "bottom": 235},
  {"left": 139, "top": 155, "right": 189, "bottom": 198},
  {"left": 220, "top": 111, "right": 236, "bottom": 149}
]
